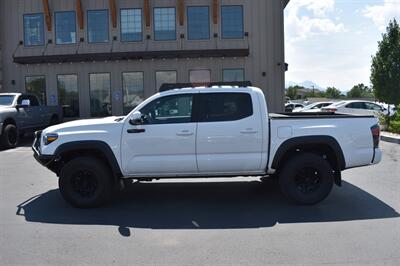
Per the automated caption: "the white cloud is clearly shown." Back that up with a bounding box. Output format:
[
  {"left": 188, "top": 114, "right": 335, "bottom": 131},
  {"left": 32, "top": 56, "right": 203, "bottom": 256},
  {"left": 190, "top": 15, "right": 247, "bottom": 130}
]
[
  {"left": 363, "top": 0, "right": 400, "bottom": 31},
  {"left": 301, "top": 0, "right": 335, "bottom": 17},
  {"left": 285, "top": 0, "right": 345, "bottom": 42}
]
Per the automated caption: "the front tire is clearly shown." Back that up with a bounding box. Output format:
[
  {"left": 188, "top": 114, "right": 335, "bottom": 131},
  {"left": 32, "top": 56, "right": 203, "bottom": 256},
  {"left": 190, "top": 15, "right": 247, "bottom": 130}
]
[
  {"left": 1, "top": 124, "right": 19, "bottom": 149},
  {"left": 59, "top": 157, "right": 113, "bottom": 208},
  {"left": 279, "top": 153, "right": 334, "bottom": 205}
]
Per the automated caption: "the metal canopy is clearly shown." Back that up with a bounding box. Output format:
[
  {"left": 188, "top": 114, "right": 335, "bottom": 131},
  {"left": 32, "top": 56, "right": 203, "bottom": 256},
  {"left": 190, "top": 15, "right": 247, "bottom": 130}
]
[{"left": 13, "top": 49, "right": 250, "bottom": 64}]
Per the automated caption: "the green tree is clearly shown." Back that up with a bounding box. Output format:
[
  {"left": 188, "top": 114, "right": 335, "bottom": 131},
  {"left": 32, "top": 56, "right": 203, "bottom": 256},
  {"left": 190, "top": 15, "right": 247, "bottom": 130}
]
[
  {"left": 347, "top": 83, "right": 373, "bottom": 98},
  {"left": 286, "top": 86, "right": 298, "bottom": 100},
  {"left": 371, "top": 19, "right": 400, "bottom": 105},
  {"left": 304, "top": 90, "right": 326, "bottom": 98},
  {"left": 325, "top": 87, "right": 342, "bottom": 99}
]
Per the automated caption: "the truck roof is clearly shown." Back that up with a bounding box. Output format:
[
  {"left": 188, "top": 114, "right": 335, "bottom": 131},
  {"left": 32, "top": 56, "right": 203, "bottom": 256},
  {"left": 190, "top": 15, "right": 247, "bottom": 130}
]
[
  {"left": 159, "top": 81, "right": 253, "bottom": 92},
  {"left": 158, "top": 86, "right": 263, "bottom": 96}
]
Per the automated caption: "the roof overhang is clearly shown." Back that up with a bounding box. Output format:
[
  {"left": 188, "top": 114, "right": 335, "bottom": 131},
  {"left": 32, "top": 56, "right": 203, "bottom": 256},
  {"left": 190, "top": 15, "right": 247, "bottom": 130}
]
[
  {"left": 13, "top": 49, "right": 250, "bottom": 64},
  {"left": 284, "top": 0, "right": 290, "bottom": 8}
]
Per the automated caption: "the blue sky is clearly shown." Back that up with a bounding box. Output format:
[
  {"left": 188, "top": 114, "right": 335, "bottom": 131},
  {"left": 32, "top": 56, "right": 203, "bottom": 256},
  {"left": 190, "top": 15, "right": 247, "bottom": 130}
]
[{"left": 285, "top": 0, "right": 400, "bottom": 91}]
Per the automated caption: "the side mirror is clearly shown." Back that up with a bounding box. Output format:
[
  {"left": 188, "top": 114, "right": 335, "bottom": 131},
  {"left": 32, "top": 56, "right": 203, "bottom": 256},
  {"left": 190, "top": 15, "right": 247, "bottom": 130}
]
[
  {"left": 19, "top": 99, "right": 31, "bottom": 108},
  {"left": 129, "top": 111, "right": 144, "bottom": 126}
]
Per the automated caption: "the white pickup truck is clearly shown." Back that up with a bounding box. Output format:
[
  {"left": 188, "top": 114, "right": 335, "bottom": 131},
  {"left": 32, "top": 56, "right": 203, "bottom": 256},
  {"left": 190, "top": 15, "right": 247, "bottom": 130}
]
[{"left": 33, "top": 85, "right": 382, "bottom": 208}]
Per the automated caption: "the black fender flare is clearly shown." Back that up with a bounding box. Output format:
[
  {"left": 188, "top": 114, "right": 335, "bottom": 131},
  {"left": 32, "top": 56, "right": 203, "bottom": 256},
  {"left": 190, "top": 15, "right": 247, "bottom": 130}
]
[
  {"left": 2, "top": 117, "right": 18, "bottom": 130},
  {"left": 271, "top": 136, "right": 346, "bottom": 171},
  {"left": 54, "top": 141, "right": 122, "bottom": 179}
]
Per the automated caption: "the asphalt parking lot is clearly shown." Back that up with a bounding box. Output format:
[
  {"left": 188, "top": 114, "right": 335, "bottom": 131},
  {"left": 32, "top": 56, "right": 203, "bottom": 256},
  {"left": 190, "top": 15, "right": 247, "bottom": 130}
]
[{"left": 0, "top": 138, "right": 399, "bottom": 265}]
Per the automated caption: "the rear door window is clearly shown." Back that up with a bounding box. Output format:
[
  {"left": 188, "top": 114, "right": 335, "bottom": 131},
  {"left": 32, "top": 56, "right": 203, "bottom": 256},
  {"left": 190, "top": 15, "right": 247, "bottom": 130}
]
[
  {"left": 365, "top": 102, "right": 383, "bottom": 111},
  {"left": 197, "top": 93, "right": 253, "bottom": 122},
  {"left": 346, "top": 102, "right": 365, "bottom": 109}
]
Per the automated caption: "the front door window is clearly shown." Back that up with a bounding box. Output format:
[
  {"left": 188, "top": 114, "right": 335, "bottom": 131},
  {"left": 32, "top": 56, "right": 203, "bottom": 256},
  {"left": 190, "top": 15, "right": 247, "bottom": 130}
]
[{"left": 140, "top": 94, "right": 193, "bottom": 124}]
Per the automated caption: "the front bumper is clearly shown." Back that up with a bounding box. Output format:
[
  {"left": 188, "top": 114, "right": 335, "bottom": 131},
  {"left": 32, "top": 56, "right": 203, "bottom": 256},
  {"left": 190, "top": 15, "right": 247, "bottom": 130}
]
[{"left": 32, "top": 130, "right": 56, "bottom": 169}]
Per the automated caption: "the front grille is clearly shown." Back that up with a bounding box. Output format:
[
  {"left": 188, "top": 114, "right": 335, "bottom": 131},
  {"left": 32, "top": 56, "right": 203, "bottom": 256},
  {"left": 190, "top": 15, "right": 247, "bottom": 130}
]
[{"left": 34, "top": 130, "right": 42, "bottom": 152}]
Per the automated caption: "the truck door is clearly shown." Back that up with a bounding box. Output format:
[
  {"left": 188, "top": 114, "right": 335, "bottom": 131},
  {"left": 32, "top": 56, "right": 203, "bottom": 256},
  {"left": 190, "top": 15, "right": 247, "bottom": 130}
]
[
  {"left": 15, "top": 95, "right": 39, "bottom": 130},
  {"left": 121, "top": 93, "right": 198, "bottom": 176},
  {"left": 26, "top": 95, "right": 44, "bottom": 128},
  {"left": 195, "top": 92, "right": 263, "bottom": 174}
]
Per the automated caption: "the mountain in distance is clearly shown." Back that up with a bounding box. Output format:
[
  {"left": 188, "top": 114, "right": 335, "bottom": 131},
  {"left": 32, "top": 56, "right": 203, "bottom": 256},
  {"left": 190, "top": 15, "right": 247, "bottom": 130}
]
[{"left": 285, "top": 80, "right": 325, "bottom": 91}]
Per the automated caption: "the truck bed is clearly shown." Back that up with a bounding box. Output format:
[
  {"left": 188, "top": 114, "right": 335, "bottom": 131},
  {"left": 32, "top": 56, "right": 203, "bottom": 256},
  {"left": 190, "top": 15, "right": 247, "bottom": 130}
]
[{"left": 270, "top": 112, "right": 374, "bottom": 119}]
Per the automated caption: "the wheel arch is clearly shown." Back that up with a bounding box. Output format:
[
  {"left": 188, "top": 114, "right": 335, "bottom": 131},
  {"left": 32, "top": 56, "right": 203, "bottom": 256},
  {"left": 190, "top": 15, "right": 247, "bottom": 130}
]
[
  {"left": 53, "top": 141, "right": 122, "bottom": 181},
  {"left": 271, "top": 136, "right": 345, "bottom": 185},
  {"left": 2, "top": 117, "right": 17, "bottom": 128}
]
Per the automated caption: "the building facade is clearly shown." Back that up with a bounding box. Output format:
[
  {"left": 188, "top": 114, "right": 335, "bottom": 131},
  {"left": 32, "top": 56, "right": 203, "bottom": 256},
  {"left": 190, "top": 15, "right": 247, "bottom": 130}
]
[
  {"left": 0, "top": 0, "right": 289, "bottom": 119},
  {"left": 0, "top": 37, "right": 2, "bottom": 92},
  {"left": 0, "top": 45, "right": 2, "bottom": 92}
]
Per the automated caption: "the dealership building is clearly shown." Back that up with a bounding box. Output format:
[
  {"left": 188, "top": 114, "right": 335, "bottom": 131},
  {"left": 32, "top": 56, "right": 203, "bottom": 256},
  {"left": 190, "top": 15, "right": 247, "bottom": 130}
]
[{"left": 0, "top": 0, "right": 289, "bottom": 118}]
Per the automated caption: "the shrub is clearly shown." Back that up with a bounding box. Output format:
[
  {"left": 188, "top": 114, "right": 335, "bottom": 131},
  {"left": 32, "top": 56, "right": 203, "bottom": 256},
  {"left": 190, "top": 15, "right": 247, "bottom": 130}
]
[
  {"left": 387, "top": 104, "right": 400, "bottom": 133},
  {"left": 388, "top": 120, "right": 400, "bottom": 134}
]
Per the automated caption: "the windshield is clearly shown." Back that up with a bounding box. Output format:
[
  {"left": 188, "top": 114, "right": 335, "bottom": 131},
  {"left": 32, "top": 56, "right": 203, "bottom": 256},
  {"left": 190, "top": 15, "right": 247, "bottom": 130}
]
[
  {"left": 302, "top": 103, "right": 319, "bottom": 110},
  {"left": 0, "top": 95, "right": 15, "bottom": 106},
  {"left": 304, "top": 102, "right": 333, "bottom": 110}
]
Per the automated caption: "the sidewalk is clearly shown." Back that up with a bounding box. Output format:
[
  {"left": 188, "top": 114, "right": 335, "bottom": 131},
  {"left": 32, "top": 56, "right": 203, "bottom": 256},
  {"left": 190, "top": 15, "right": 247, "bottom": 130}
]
[{"left": 381, "top": 131, "right": 400, "bottom": 144}]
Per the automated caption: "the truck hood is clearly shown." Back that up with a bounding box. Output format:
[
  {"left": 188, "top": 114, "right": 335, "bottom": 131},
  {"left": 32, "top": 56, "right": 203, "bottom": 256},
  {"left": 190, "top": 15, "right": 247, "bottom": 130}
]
[
  {"left": 0, "top": 105, "right": 12, "bottom": 111},
  {"left": 43, "top": 116, "right": 124, "bottom": 134},
  {"left": 0, "top": 106, "right": 14, "bottom": 120}
]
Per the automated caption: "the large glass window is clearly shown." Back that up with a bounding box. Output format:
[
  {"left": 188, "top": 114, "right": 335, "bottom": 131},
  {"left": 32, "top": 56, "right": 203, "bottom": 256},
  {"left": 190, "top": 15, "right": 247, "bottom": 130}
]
[
  {"left": 140, "top": 94, "right": 193, "bottom": 124},
  {"left": 223, "top": 69, "right": 245, "bottom": 82},
  {"left": 122, "top": 72, "right": 144, "bottom": 115},
  {"left": 189, "top": 70, "right": 211, "bottom": 83},
  {"left": 197, "top": 93, "right": 253, "bottom": 122},
  {"left": 187, "top": 7, "right": 210, "bottom": 40},
  {"left": 24, "top": 14, "right": 45, "bottom": 46},
  {"left": 55, "top": 11, "right": 76, "bottom": 44},
  {"left": 120, "top": 9, "right": 142, "bottom": 42},
  {"left": 154, "top": 8, "right": 176, "bottom": 41},
  {"left": 156, "top": 71, "right": 177, "bottom": 91},
  {"left": 89, "top": 73, "right": 111, "bottom": 117},
  {"left": 87, "top": 10, "right": 109, "bottom": 43},
  {"left": 57, "top": 75, "right": 79, "bottom": 118},
  {"left": 221, "top": 6, "right": 244, "bottom": 39},
  {"left": 25, "top": 76, "right": 46, "bottom": 104}
]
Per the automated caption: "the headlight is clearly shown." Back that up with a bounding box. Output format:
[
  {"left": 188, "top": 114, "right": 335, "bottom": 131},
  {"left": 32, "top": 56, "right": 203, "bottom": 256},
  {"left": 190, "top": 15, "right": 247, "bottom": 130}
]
[{"left": 43, "top": 133, "right": 58, "bottom": 145}]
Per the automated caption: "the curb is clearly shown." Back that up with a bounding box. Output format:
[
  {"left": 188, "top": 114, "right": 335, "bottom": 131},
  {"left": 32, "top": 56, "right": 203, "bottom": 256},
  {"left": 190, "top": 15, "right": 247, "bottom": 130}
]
[{"left": 380, "top": 135, "right": 400, "bottom": 144}]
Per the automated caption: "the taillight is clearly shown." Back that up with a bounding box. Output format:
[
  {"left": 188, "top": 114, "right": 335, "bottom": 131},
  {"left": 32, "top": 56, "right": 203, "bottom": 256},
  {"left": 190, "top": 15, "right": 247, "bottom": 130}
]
[
  {"left": 323, "top": 108, "right": 337, "bottom": 113},
  {"left": 371, "top": 124, "right": 380, "bottom": 148}
]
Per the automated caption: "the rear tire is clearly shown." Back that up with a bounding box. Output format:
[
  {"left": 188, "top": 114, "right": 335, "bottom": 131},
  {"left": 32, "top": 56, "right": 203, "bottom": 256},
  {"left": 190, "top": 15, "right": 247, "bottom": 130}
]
[
  {"left": 279, "top": 153, "right": 334, "bottom": 205},
  {"left": 1, "top": 124, "right": 19, "bottom": 149},
  {"left": 59, "top": 157, "right": 113, "bottom": 208}
]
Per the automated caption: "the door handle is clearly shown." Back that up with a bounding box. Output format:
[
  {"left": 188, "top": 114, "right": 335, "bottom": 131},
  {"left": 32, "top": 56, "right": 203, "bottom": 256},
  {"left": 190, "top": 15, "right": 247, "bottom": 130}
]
[
  {"left": 240, "top": 129, "right": 258, "bottom": 134},
  {"left": 176, "top": 130, "right": 194, "bottom": 136},
  {"left": 127, "top": 128, "right": 146, "bottom": 134}
]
